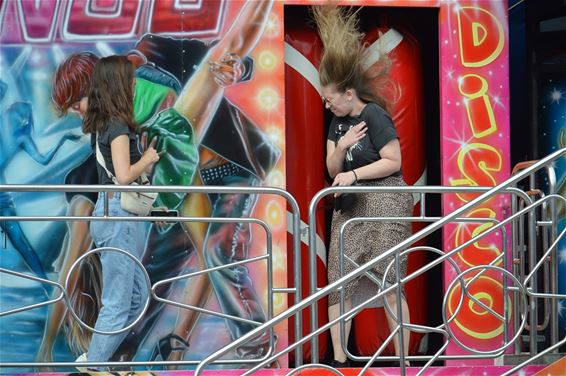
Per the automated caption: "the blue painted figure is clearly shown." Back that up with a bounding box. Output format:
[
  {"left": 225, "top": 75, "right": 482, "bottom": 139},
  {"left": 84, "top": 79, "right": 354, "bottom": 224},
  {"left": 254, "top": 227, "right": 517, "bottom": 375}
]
[{"left": 0, "top": 99, "right": 79, "bottom": 282}]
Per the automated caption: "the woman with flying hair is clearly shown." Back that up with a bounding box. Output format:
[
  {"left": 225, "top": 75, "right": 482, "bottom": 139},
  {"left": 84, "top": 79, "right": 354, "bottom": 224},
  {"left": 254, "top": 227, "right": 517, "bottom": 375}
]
[{"left": 313, "top": 5, "right": 413, "bottom": 368}]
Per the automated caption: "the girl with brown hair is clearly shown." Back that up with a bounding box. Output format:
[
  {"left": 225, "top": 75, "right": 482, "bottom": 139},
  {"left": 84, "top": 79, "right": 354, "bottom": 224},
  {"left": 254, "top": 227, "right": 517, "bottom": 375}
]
[
  {"left": 77, "top": 55, "right": 160, "bottom": 364},
  {"left": 41, "top": 1, "right": 274, "bottom": 364}
]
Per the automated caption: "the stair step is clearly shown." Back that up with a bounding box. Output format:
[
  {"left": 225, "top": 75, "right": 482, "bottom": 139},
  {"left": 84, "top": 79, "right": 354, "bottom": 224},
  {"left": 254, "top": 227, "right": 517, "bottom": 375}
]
[
  {"left": 503, "top": 353, "right": 566, "bottom": 365},
  {"left": 36, "top": 365, "right": 547, "bottom": 375}
]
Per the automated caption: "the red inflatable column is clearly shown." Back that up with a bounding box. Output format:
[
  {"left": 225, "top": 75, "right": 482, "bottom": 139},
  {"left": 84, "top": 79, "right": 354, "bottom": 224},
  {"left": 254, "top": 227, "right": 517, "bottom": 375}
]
[
  {"left": 353, "top": 26, "right": 428, "bottom": 356},
  {"left": 284, "top": 24, "right": 329, "bottom": 362}
]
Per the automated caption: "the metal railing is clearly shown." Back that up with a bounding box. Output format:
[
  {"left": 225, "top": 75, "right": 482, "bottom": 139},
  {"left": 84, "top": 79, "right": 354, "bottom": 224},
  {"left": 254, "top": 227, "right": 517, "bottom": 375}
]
[
  {"left": 307, "top": 186, "right": 527, "bottom": 365},
  {"left": 511, "top": 161, "right": 561, "bottom": 354},
  {"left": 194, "top": 147, "right": 566, "bottom": 375},
  {"left": 1, "top": 147, "right": 565, "bottom": 373},
  {"left": 0, "top": 184, "right": 302, "bottom": 370}
]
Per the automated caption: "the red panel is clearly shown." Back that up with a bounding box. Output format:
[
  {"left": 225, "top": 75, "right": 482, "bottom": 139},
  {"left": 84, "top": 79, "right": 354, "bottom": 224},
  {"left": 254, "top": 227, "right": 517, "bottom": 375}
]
[
  {"left": 353, "top": 22, "right": 428, "bottom": 356},
  {"left": 149, "top": 0, "right": 225, "bottom": 36},
  {"left": 285, "top": 22, "right": 329, "bottom": 362},
  {"left": 65, "top": 0, "right": 141, "bottom": 36}
]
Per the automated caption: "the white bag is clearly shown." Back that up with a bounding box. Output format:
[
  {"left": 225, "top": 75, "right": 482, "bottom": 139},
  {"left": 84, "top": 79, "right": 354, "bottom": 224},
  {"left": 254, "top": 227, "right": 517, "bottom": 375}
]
[
  {"left": 118, "top": 181, "right": 158, "bottom": 216},
  {"left": 95, "top": 135, "right": 157, "bottom": 216}
]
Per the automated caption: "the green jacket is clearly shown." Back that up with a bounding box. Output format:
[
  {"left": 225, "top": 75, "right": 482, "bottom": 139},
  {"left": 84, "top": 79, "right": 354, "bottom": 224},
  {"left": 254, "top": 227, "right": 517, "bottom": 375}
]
[{"left": 133, "top": 77, "right": 198, "bottom": 210}]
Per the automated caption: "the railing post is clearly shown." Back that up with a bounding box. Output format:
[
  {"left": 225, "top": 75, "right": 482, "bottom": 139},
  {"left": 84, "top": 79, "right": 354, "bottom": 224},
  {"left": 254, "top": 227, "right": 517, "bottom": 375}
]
[
  {"left": 546, "top": 166, "right": 559, "bottom": 352},
  {"left": 528, "top": 191, "right": 538, "bottom": 354},
  {"left": 308, "top": 205, "right": 319, "bottom": 364}
]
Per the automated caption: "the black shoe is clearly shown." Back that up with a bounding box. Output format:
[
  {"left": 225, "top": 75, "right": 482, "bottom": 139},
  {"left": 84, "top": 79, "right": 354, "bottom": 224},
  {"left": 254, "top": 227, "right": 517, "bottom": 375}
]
[
  {"left": 329, "top": 359, "right": 350, "bottom": 368},
  {"left": 150, "top": 333, "right": 190, "bottom": 361},
  {"left": 235, "top": 333, "right": 278, "bottom": 360}
]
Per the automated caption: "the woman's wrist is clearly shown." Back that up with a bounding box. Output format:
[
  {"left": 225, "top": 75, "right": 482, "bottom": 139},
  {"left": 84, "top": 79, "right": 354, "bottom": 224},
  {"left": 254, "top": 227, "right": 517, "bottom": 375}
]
[
  {"left": 336, "top": 138, "right": 348, "bottom": 152},
  {"left": 351, "top": 169, "right": 358, "bottom": 183}
]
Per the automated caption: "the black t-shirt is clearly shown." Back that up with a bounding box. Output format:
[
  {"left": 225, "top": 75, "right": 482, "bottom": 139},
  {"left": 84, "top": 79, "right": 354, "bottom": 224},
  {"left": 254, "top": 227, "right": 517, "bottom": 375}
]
[
  {"left": 91, "top": 120, "right": 142, "bottom": 185},
  {"left": 327, "top": 102, "right": 400, "bottom": 173}
]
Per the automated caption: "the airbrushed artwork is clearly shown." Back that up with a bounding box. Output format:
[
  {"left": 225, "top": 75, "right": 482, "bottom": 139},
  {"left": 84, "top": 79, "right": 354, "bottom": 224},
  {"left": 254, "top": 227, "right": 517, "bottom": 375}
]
[
  {"left": 0, "top": 0, "right": 287, "bottom": 367},
  {"left": 1, "top": 0, "right": 527, "bottom": 371}
]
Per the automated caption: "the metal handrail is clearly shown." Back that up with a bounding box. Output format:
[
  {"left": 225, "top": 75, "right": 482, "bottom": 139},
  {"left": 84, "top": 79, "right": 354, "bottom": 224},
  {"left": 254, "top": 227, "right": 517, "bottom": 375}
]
[
  {"left": 307, "top": 186, "right": 531, "bottom": 363},
  {"left": 1, "top": 147, "right": 564, "bottom": 372},
  {"left": 195, "top": 147, "right": 566, "bottom": 374},
  {"left": 339, "top": 216, "right": 509, "bottom": 363},
  {"left": 0, "top": 184, "right": 302, "bottom": 369},
  {"left": 238, "top": 193, "right": 564, "bottom": 376},
  {"left": 510, "top": 161, "right": 560, "bottom": 353}
]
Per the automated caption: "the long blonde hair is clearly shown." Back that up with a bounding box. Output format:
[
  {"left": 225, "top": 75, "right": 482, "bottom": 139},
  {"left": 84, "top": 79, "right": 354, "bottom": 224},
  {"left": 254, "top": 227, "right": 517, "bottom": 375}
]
[
  {"left": 64, "top": 254, "right": 102, "bottom": 355},
  {"left": 312, "top": 5, "right": 393, "bottom": 113}
]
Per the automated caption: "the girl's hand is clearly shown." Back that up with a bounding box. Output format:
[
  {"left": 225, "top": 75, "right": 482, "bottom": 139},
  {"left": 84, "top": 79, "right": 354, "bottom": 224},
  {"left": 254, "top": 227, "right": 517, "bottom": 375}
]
[
  {"left": 332, "top": 171, "right": 357, "bottom": 197},
  {"left": 337, "top": 121, "right": 367, "bottom": 150},
  {"left": 140, "top": 132, "right": 161, "bottom": 154},
  {"left": 141, "top": 137, "right": 160, "bottom": 174},
  {"left": 141, "top": 136, "right": 159, "bottom": 160},
  {"left": 140, "top": 133, "right": 164, "bottom": 174},
  {"left": 151, "top": 207, "right": 169, "bottom": 231}
]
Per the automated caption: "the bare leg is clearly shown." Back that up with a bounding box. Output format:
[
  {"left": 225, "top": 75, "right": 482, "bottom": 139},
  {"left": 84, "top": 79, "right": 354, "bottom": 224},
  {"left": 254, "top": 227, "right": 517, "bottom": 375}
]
[
  {"left": 328, "top": 298, "right": 352, "bottom": 363},
  {"left": 36, "top": 196, "right": 93, "bottom": 362},
  {"left": 166, "top": 248, "right": 212, "bottom": 362},
  {"left": 157, "top": 0, "right": 273, "bottom": 363},
  {"left": 385, "top": 292, "right": 410, "bottom": 362},
  {"left": 166, "top": 175, "right": 213, "bottom": 363}
]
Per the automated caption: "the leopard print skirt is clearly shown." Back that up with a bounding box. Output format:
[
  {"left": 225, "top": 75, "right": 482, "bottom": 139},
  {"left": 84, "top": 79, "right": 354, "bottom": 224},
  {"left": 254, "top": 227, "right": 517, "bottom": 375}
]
[{"left": 327, "top": 175, "right": 413, "bottom": 308}]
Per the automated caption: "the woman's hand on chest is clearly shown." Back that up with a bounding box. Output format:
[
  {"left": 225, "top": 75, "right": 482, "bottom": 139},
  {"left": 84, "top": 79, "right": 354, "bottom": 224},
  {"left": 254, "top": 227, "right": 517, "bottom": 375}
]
[{"left": 337, "top": 121, "right": 367, "bottom": 151}]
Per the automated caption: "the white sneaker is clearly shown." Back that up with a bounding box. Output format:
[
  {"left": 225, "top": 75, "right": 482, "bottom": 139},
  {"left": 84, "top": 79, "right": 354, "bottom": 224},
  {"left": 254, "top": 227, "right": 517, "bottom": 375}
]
[{"left": 75, "top": 353, "right": 89, "bottom": 373}]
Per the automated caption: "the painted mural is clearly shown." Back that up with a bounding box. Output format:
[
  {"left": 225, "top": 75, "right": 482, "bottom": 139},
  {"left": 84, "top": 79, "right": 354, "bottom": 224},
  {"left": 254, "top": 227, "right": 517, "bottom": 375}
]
[
  {"left": 0, "top": 0, "right": 287, "bottom": 369},
  {"left": 0, "top": 0, "right": 519, "bottom": 370}
]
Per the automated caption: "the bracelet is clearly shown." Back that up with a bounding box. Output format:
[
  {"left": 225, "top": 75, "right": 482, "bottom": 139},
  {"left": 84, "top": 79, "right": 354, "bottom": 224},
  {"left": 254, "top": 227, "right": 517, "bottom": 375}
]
[{"left": 352, "top": 170, "right": 358, "bottom": 183}]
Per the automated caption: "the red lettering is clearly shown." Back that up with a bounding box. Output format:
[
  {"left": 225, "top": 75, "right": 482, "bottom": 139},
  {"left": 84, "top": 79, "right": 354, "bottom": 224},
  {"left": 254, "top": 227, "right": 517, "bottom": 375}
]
[
  {"left": 0, "top": 0, "right": 60, "bottom": 43},
  {"left": 149, "top": 0, "right": 225, "bottom": 36},
  {"left": 0, "top": 0, "right": 229, "bottom": 43},
  {"left": 457, "top": 6, "right": 504, "bottom": 67},
  {"left": 18, "top": 0, "right": 60, "bottom": 41},
  {"left": 0, "top": 0, "right": 11, "bottom": 41},
  {"left": 63, "top": 0, "right": 142, "bottom": 41},
  {"left": 451, "top": 143, "right": 503, "bottom": 203},
  {"left": 459, "top": 74, "right": 498, "bottom": 138}
]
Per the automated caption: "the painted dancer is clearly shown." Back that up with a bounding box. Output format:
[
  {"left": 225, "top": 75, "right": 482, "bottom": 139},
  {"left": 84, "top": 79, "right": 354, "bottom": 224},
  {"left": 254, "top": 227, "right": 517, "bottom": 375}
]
[
  {"left": 124, "top": 32, "right": 280, "bottom": 363},
  {"left": 38, "top": 0, "right": 277, "bottom": 364},
  {"left": 0, "top": 95, "right": 79, "bottom": 284}
]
